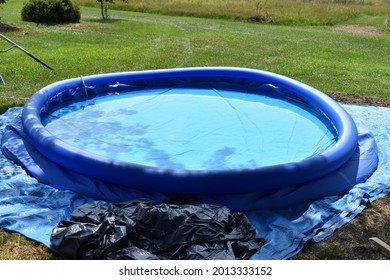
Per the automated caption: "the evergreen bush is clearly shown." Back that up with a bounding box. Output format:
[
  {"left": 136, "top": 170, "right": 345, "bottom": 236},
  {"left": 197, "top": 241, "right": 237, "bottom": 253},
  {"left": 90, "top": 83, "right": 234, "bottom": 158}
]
[{"left": 21, "top": 0, "right": 80, "bottom": 23}]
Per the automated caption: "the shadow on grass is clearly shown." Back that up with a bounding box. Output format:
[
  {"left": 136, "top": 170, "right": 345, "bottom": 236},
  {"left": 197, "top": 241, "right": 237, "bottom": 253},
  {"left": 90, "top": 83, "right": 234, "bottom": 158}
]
[
  {"left": 0, "top": 23, "right": 19, "bottom": 32},
  {"left": 0, "top": 100, "right": 23, "bottom": 115},
  {"left": 86, "top": 18, "right": 125, "bottom": 24}
]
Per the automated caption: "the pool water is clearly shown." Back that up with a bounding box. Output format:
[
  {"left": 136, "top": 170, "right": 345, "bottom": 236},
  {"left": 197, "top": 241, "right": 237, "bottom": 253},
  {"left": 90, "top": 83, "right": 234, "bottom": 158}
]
[{"left": 43, "top": 87, "right": 337, "bottom": 171}]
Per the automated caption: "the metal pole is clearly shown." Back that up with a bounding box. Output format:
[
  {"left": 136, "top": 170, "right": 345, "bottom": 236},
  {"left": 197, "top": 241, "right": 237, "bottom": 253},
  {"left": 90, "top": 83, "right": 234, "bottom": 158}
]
[{"left": 0, "top": 33, "right": 54, "bottom": 71}]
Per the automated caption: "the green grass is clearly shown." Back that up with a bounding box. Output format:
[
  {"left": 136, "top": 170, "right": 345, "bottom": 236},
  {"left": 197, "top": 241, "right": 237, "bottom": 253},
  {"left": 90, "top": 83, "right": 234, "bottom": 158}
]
[
  {"left": 76, "top": 0, "right": 390, "bottom": 25},
  {"left": 0, "top": 0, "right": 389, "bottom": 115}
]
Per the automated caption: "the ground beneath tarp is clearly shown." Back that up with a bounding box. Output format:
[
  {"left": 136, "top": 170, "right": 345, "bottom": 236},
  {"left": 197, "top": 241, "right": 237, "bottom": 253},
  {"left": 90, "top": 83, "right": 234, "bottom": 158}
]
[{"left": 1, "top": 105, "right": 390, "bottom": 260}]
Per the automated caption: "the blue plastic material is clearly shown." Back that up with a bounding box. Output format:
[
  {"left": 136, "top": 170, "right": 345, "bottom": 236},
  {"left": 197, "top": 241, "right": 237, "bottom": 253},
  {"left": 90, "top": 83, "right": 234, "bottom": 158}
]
[
  {"left": 0, "top": 104, "right": 385, "bottom": 260},
  {"left": 1, "top": 107, "right": 377, "bottom": 211},
  {"left": 20, "top": 67, "right": 359, "bottom": 195}
]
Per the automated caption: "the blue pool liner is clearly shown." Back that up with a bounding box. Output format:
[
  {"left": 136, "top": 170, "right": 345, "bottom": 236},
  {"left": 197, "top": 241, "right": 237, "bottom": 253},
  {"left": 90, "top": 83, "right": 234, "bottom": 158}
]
[{"left": 1, "top": 104, "right": 389, "bottom": 259}]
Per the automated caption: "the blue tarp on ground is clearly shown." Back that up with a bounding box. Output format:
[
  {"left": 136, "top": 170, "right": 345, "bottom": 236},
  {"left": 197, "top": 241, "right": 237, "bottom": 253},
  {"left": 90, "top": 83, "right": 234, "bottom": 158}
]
[{"left": 1, "top": 105, "right": 390, "bottom": 259}]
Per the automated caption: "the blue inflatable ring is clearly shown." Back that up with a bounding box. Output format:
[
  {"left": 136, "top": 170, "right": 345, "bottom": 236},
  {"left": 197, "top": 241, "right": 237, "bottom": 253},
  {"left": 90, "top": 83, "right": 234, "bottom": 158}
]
[{"left": 22, "top": 67, "right": 358, "bottom": 194}]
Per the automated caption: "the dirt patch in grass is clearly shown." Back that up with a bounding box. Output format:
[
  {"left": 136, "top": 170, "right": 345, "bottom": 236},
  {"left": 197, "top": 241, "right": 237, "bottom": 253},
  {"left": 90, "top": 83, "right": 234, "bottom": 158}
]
[
  {"left": 332, "top": 25, "right": 383, "bottom": 36},
  {"left": 328, "top": 92, "right": 390, "bottom": 107}
]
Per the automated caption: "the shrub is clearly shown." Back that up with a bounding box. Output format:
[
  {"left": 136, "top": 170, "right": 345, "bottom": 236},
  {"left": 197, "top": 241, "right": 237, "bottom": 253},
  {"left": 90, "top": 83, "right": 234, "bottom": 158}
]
[{"left": 21, "top": 0, "right": 80, "bottom": 23}]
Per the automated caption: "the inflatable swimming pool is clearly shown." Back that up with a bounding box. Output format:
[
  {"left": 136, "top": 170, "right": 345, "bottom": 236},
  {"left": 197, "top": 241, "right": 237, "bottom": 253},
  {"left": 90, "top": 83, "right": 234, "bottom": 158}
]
[{"left": 2, "top": 67, "right": 378, "bottom": 209}]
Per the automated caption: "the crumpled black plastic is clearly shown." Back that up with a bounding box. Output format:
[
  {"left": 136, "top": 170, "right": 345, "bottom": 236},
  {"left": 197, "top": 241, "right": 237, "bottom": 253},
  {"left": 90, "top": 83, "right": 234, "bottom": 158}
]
[{"left": 50, "top": 199, "right": 265, "bottom": 260}]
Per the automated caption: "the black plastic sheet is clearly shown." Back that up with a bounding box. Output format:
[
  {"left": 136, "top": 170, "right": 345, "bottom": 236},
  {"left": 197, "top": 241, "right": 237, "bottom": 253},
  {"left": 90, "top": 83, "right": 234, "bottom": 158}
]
[{"left": 50, "top": 199, "right": 264, "bottom": 260}]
